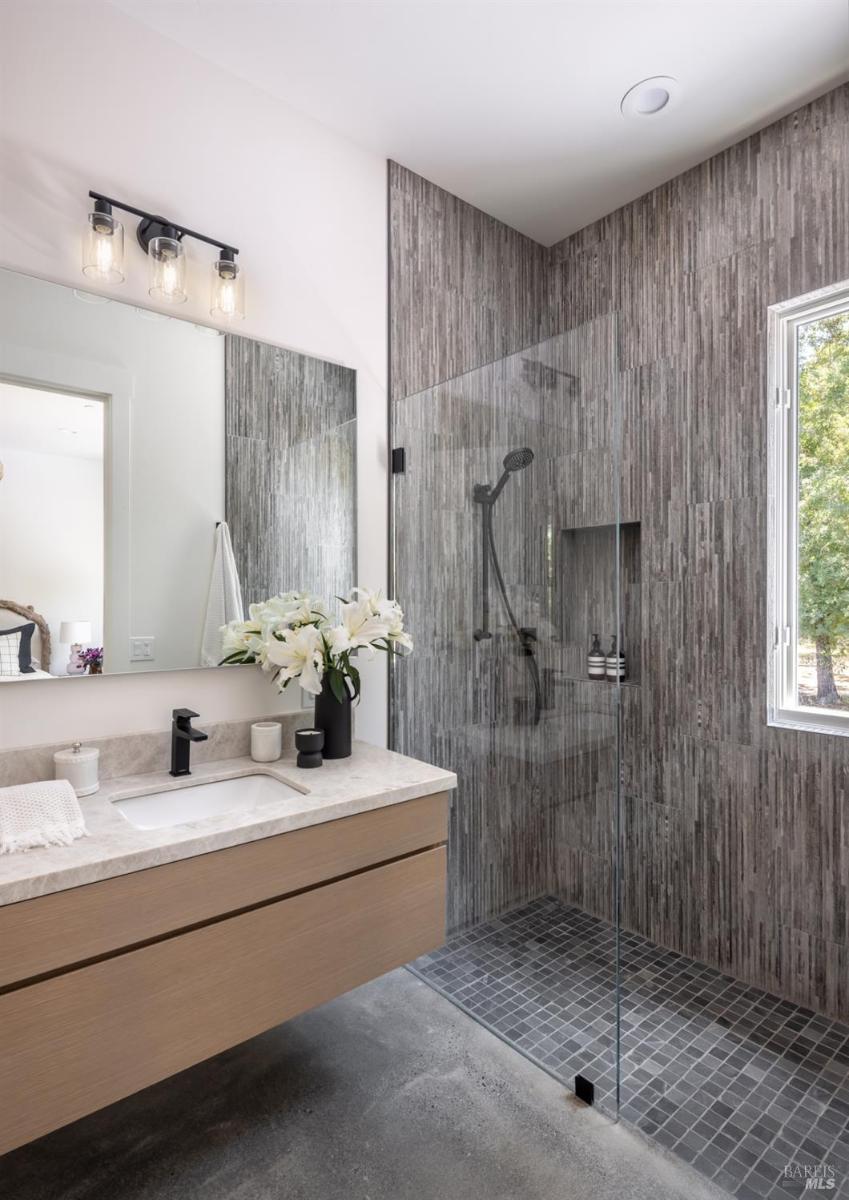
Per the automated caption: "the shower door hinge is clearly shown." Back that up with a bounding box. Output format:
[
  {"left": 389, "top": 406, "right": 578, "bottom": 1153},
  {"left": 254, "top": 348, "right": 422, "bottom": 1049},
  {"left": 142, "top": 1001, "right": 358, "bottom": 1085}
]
[{"left": 392, "top": 447, "right": 406, "bottom": 474}]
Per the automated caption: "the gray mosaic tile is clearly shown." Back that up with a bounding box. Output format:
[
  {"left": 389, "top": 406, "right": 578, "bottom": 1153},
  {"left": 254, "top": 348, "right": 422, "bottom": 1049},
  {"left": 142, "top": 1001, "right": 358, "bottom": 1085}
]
[{"left": 411, "top": 896, "right": 849, "bottom": 1198}]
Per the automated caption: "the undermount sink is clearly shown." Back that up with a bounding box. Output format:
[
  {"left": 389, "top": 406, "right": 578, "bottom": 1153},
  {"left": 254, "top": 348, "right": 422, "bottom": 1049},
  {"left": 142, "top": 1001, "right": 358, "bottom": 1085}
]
[{"left": 112, "top": 773, "right": 303, "bottom": 831}]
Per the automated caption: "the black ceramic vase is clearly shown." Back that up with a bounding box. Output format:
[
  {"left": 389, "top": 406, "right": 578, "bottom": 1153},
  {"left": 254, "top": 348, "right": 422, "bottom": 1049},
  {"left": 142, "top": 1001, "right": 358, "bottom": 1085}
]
[{"left": 314, "top": 676, "right": 352, "bottom": 759}]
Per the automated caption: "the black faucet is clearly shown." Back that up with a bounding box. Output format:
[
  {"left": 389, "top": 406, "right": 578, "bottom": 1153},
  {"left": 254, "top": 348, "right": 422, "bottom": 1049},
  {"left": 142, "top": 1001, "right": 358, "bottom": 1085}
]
[{"left": 169, "top": 708, "right": 208, "bottom": 777}]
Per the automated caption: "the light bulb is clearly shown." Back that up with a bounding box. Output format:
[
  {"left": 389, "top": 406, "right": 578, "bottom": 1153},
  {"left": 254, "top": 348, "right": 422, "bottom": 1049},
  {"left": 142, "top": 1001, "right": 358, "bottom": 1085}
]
[
  {"left": 210, "top": 255, "right": 244, "bottom": 321},
  {"left": 95, "top": 235, "right": 114, "bottom": 275},
  {"left": 148, "top": 236, "right": 187, "bottom": 304},
  {"left": 82, "top": 207, "right": 124, "bottom": 284},
  {"left": 162, "top": 260, "right": 178, "bottom": 297},
  {"left": 219, "top": 279, "right": 236, "bottom": 316}
]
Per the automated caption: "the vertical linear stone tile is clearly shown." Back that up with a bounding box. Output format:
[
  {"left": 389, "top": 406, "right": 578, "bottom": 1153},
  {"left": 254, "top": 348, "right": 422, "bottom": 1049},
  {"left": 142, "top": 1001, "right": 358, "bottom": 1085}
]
[
  {"left": 389, "top": 162, "right": 550, "bottom": 401},
  {"left": 225, "top": 334, "right": 356, "bottom": 606},
  {"left": 390, "top": 84, "right": 849, "bottom": 1018},
  {"left": 549, "top": 83, "right": 849, "bottom": 1018}
]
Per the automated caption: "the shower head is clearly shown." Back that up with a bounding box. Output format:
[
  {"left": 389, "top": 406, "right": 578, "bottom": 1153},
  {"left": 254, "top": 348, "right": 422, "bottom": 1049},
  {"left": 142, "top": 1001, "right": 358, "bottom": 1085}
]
[
  {"left": 503, "top": 447, "right": 534, "bottom": 473},
  {"left": 479, "top": 446, "right": 535, "bottom": 505}
]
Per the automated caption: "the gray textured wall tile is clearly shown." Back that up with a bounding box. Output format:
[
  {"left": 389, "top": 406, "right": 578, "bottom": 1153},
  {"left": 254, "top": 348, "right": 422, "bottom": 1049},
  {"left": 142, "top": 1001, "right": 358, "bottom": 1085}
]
[
  {"left": 225, "top": 334, "right": 356, "bottom": 605},
  {"left": 390, "top": 83, "right": 849, "bottom": 1020}
]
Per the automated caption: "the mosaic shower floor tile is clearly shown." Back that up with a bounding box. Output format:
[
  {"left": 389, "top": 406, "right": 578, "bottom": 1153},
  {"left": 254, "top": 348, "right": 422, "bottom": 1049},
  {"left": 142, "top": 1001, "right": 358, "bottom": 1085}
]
[{"left": 411, "top": 897, "right": 849, "bottom": 1198}]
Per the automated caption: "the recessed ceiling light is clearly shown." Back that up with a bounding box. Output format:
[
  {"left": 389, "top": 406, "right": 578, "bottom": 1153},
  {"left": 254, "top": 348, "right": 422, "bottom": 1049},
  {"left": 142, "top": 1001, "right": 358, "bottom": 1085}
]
[{"left": 621, "top": 76, "right": 679, "bottom": 118}]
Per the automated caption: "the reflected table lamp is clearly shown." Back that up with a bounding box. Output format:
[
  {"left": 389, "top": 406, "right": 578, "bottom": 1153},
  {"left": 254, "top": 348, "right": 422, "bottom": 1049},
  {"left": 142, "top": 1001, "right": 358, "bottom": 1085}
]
[{"left": 60, "top": 621, "right": 91, "bottom": 675}]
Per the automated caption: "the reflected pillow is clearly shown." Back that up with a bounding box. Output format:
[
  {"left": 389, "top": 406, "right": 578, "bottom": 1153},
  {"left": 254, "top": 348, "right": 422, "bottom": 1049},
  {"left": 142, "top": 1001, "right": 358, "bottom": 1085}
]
[
  {"left": 0, "top": 622, "right": 36, "bottom": 673},
  {"left": 0, "top": 630, "right": 22, "bottom": 676}
]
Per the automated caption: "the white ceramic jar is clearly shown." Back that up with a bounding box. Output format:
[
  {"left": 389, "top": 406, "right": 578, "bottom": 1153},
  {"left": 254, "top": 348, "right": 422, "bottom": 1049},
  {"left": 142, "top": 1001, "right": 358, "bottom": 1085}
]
[{"left": 250, "top": 721, "right": 283, "bottom": 763}]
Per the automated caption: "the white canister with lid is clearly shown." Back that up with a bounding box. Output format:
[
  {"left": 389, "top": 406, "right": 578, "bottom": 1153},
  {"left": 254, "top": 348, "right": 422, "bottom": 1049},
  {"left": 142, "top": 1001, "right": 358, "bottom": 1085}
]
[{"left": 54, "top": 742, "right": 100, "bottom": 797}]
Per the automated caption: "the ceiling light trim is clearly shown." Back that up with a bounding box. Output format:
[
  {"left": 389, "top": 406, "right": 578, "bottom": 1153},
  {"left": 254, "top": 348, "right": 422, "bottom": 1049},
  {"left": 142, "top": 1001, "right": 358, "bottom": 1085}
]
[{"left": 620, "top": 76, "right": 680, "bottom": 119}]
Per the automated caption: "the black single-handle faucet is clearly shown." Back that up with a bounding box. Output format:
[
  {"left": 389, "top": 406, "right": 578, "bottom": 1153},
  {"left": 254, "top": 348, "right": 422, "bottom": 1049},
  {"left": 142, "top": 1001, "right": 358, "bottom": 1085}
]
[{"left": 169, "top": 708, "right": 208, "bottom": 777}]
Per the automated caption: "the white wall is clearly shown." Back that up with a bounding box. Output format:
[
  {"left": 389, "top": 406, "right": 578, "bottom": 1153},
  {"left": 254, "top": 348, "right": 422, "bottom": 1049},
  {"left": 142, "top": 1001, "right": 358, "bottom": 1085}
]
[
  {"left": 0, "top": 447, "right": 104, "bottom": 661},
  {"left": 0, "top": 1, "right": 388, "bottom": 749}
]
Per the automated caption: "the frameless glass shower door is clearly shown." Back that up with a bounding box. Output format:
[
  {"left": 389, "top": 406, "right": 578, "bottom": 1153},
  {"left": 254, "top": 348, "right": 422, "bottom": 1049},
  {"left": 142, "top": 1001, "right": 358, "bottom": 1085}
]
[{"left": 391, "top": 316, "right": 625, "bottom": 1117}]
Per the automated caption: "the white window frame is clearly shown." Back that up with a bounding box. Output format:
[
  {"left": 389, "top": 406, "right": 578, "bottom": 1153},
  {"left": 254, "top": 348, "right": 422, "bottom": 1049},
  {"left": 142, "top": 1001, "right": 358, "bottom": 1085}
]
[{"left": 768, "top": 278, "right": 849, "bottom": 736}]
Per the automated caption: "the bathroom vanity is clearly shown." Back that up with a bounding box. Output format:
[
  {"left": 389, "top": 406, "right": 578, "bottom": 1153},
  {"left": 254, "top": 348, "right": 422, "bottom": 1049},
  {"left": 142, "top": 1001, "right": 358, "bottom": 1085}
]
[{"left": 0, "top": 744, "right": 455, "bottom": 1155}]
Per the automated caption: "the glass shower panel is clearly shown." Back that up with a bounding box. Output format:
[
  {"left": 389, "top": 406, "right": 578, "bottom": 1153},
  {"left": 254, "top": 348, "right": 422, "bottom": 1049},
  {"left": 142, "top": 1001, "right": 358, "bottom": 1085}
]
[{"left": 391, "top": 318, "right": 624, "bottom": 1117}]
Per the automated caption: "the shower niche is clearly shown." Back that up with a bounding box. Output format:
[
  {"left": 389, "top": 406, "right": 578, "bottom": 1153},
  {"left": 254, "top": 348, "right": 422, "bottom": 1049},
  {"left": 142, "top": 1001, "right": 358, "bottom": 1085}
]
[{"left": 557, "top": 521, "right": 641, "bottom": 685}]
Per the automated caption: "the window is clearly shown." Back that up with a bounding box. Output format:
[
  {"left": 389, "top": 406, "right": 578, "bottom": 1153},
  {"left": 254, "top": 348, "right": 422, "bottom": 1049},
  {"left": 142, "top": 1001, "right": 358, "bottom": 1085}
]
[{"left": 769, "top": 280, "right": 849, "bottom": 735}]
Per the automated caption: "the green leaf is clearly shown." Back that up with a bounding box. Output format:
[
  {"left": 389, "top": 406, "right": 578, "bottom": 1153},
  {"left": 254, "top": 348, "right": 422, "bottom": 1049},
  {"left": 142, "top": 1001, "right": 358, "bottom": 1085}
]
[{"left": 329, "top": 668, "right": 347, "bottom": 704}]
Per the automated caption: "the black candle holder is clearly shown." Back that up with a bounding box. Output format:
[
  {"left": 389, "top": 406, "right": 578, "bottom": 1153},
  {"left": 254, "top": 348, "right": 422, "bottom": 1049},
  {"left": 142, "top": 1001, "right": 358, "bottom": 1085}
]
[{"left": 295, "top": 727, "right": 324, "bottom": 769}]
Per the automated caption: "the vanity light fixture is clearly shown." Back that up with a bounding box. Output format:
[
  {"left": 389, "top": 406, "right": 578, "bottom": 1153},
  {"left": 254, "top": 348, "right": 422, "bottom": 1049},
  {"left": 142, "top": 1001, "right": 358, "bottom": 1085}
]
[{"left": 83, "top": 191, "right": 244, "bottom": 319}]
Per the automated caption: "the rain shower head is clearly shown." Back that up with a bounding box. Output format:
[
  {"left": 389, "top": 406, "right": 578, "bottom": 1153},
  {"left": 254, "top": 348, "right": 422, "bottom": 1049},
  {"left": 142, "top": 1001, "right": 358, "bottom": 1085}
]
[{"left": 503, "top": 447, "right": 534, "bottom": 472}]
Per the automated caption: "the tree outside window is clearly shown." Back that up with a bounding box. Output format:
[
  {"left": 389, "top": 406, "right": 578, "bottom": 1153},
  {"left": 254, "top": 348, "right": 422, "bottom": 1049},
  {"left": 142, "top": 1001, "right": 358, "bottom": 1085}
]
[{"left": 797, "top": 312, "right": 849, "bottom": 708}]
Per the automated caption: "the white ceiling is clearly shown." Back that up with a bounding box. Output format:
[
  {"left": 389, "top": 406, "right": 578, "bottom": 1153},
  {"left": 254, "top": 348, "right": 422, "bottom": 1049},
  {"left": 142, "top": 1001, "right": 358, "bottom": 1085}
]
[
  {"left": 0, "top": 382, "right": 104, "bottom": 460},
  {"left": 113, "top": 0, "right": 849, "bottom": 245}
]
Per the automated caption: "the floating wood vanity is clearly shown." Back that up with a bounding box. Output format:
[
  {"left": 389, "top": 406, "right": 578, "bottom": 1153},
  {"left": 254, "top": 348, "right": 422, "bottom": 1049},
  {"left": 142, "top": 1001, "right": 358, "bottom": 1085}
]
[{"left": 0, "top": 748, "right": 454, "bottom": 1156}]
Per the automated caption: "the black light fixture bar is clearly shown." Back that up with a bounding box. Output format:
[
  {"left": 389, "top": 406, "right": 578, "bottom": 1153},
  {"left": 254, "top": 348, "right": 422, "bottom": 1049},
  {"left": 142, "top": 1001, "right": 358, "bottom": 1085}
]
[{"left": 88, "top": 191, "right": 238, "bottom": 257}]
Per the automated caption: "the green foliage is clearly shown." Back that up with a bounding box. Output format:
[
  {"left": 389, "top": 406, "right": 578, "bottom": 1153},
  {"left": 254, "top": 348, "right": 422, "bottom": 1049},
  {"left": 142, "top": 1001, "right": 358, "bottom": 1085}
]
[
  {"left": 798, "top": 313, "right": 849, "bottom": 652},
  {"left": 218, "top": 649, "right": 257, "bottom": 665},
  {"left": 328, "top": 667, "right": 348, "bottom": 704}
]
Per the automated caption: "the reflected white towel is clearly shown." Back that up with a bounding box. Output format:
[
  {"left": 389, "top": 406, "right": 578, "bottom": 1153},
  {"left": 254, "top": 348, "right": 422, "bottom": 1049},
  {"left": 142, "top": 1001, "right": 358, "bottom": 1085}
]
[
  {"left": 0, "top": 779, "right": 87, "bottom": 854},
  {"left": 201, "top": 521, "right": 244, "bottom": 666}
]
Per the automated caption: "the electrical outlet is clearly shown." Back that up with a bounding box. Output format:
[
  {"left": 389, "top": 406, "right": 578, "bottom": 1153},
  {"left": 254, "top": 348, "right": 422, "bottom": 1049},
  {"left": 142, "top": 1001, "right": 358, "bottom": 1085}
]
[{"left": 130, "top": 636, "right": 155, "bottom": 662}]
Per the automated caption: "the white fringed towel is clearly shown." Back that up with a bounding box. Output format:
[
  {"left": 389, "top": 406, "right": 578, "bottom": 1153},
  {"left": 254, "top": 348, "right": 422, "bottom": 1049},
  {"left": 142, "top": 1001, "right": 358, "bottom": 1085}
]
[
  {"left": 201, "top": 521, "right": 244, "bottom": 666},
  {"left": 0, "top": 779, "right": 88, "bottom": 854}
]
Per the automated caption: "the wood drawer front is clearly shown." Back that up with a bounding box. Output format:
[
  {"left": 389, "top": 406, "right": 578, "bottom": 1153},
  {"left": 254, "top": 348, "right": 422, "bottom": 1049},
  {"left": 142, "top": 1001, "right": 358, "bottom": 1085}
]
[
  {"left": 0, "top": 845, "right": 446, "bottom": 1156},
  {"left": 0, "top": 791, "right": 449, "bottom": 989}
]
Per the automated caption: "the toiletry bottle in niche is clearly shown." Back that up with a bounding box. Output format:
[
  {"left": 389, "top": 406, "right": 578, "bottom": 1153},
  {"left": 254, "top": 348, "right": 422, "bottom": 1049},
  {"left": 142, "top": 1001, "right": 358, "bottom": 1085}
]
[
  {"left": 605, "top": 635, "right": 626, "bottom": 682},
  {"left": 588, "top": 633, "right": 605, "bottom": 680}
]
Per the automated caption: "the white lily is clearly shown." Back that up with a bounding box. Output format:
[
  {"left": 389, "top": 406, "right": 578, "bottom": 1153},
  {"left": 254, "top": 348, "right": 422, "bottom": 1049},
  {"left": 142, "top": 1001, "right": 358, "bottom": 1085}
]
[
  {"left": 326, "top": 623, "right": 354, "bottom": 657},
  {"left": 220, "top": 619, "right": 263, "bottom": 658},
  {"left": 274, "top": 591, "right": 329, "bottom": 626},
  {"left": 265, "top": 624, "right": 325, "bottom": 695},
  {"left": 252, "top": 592, "right": 328, "bottom": 634},
  {"left": 374, "top": 597, "right": 413, "bottom": 653},
  {"left": 222, "top": 586, "right": 412, "bottom": 694},
  {"left": 339, "top": 594, "right": 390, "bottom": 651}
]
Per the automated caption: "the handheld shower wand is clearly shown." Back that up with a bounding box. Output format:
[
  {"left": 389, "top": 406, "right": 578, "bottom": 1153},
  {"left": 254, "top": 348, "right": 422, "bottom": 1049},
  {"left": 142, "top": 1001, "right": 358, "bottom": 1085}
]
[
  {"left": 473, "top": 448, "right": 542, "bottom": 725},
  {"left": 473, "top": 448, "right": 535, "bottom": 640}
]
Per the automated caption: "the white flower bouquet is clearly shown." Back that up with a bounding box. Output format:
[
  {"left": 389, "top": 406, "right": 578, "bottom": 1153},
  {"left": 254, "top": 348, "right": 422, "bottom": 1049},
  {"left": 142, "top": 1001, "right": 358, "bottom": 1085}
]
[{"left": 220, "top": 587, "right": 413, "bottom": 702}]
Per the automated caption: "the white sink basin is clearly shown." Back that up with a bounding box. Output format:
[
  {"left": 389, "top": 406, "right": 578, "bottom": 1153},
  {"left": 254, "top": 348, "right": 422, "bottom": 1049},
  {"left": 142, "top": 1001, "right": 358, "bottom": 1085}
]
[{"left": 112, "top": 773, "right": 302, "bottom": 830}]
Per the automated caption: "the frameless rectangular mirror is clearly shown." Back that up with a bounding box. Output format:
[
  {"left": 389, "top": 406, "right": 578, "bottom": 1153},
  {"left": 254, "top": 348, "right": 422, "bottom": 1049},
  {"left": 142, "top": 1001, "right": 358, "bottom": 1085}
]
[{"left": 0, "top": 267, "right": 356, "bottom": 680}]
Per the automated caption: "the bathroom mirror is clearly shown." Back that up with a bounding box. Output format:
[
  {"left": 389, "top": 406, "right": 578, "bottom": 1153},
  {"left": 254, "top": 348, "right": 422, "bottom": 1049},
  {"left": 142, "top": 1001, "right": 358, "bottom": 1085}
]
[{"left": 0, "top": 267, "right": 356, "bottom": 680}]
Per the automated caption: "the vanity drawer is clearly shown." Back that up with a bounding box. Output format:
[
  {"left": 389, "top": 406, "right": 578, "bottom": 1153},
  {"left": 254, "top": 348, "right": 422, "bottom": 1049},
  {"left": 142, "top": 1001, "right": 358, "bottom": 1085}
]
[
  {"left": 0, "top": 792, "right": 449, "bottom": 989},
  {"left": 0, "top": 844, "right": 446, "bottom": 1156}
]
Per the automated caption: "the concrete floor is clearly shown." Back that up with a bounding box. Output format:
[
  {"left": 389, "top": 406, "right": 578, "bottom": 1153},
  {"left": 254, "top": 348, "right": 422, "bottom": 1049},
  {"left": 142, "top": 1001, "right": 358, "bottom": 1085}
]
[{"left": 0, "top": 969, "right": 730, "bottom": 1200}]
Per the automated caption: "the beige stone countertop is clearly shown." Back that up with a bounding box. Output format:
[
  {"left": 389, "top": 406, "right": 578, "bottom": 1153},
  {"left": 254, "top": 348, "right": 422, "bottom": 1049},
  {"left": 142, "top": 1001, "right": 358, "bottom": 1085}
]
[{"left": 0, "top": 743, "right": 457, "bottom": 906}]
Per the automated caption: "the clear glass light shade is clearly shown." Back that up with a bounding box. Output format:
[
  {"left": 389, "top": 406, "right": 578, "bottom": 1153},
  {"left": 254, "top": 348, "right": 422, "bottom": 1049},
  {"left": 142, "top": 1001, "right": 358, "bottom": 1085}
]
[
  {"left": 82, "top": 211, "right": 125, "bottom": 283},
  {"left": 210, "top": 259, "right": 245, "bottom": 321},
  {"left": 148, "top": 236, "right": 187, "bottom": 304}
]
